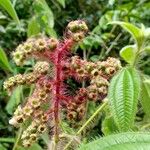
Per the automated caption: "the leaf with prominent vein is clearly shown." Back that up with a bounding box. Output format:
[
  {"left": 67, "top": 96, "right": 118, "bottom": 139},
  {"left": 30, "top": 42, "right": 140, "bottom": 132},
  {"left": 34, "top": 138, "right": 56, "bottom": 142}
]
[
  {"left": 108, "top": 67, "right": 140, "bottom": 131},
  {"left": 78, "top": 132, "right": 150, "bottom": 150}
]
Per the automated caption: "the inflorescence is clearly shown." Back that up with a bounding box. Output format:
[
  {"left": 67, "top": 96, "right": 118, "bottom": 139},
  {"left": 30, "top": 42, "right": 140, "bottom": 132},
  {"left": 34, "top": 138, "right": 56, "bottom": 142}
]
[{"left": 4, "top": 20, "right": 121, "bottom": 147}]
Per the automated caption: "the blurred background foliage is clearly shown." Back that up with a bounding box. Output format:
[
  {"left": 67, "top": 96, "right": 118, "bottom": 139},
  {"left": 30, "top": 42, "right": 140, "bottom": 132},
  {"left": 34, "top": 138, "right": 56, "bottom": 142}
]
[{"left": 0, "top": 0, "right": 150, "bottom": 149}]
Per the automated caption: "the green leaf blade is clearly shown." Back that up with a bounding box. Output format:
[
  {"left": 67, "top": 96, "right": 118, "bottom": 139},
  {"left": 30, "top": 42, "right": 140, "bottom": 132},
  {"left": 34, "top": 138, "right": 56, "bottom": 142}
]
[
  {"left": 109, "top": 21, "right": 144, "bottom": 48},
  {"left": 120, "top": 45, "right": 136, "bottom": 64},
  {"left": 5, "top": 86, "right": 22, "bottom": 115},
  {"left": 34, "top": 0, "right": 54, "bottom": 28},
  {"left": 102, "top": 115, "right": 118, "bottom": 135},
  {"left": 57, "top": 0, "right": 65, "bottom": 8},
  {"left": 141, "top": 75, "right": 150, "bottom": 117},
  {"left": 78, "top": 132, "right": 150, "bottom": 150},
  {"left": 0, "top": 0, "right": 19, "bottom": 23},
  {"left": 17, "top": 143, "right": 42, "bottom": 150},
  {"left": 0, "top": 47, "right": 13, "bottom": 72},
  {"left": 27, "top": 17, "right": 41, "bottom": 37},
  {"left": 108, "top": 67, "right": 140, "bottom": 131}
]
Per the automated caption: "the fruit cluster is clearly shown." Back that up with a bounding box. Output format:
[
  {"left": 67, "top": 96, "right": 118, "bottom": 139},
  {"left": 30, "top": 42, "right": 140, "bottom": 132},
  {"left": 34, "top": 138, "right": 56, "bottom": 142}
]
[{"left": 4, "top": 20, "right": 121, "bottom": 147}]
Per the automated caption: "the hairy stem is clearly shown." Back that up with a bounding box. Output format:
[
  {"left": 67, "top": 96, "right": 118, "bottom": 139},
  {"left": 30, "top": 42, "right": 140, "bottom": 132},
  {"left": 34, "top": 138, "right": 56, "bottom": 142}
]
[
  {"left": 12, "top": 127, "right": 23, "bottom": 150},
  {"left": 83, "top": 49, "right": 88, "bottom": 122},
  {"left": 53, "top": 39, "right": 74, "bottom": 143},
  {"left": 141, "top": 123, "right": 150, "bottom": 130},
  {"left": 54, "top": 50, "right": 61, "bottom": 143}
]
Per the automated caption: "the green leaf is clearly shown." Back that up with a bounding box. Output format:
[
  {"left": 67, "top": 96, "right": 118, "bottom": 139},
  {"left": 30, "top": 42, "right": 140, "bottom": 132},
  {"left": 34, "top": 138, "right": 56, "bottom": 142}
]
[
  {"left": 0, "top": 138, "right": 14, "bottom": 143},
  {"left": 0, "top": 144, "right": 6, "bottom": 150},
  {"left": 46, "top": 26, "right": 57, "bottom": 38},
  {"left": 0, "top": 0, "right": 19, "bottom": 23},
  {"left": 5, "top": 86, "right": 22, "bottom": 115},
  {"left": 17, "top": 143, "right": 42, "bottom": 150},
  {"left": 34, "top": 0, "right": 54, "bottom": 28},
  {"left": 120, "top": 45, "right": 136, "bottom": 64},
  {"left": 41, "top": 132, "right": 50, "bottom": 145},
  {"left": 144, "top": 28, "right": 150, "bottom": 40},
  {"left": 28, "top": 143, "right": 43, "bottom": 150},
  {"left": 141, "top": 75, "right": 150, "bottom": 117},
  {"left": 90, "top": 55, "right": 99, "bottom": 62},
  {"left": 108, "top": 67, "right": 140, "bottom": 131},
  {"left": 0, "top": 47, "right": 13, "bottom": 72},
  {"left": 27, "top": 17, "right": 41, "bottom": 37},
  {"left": 78, "top": 132, "right": 150, "bottom": 150},
  {"left": 109, "top": 21, "right": 144, "bottom": 48},
  {"left": 102, "top": 115, "right": 118, "bottom": 135},
  {"left": 108, "top": 0, "right": 115, "bottom": 6},
  {"left": 145, "top": 46, "right": 150, "bottom": 54},
  {"left": 57, "top": 0, "right": 65, "bottom": 8}
]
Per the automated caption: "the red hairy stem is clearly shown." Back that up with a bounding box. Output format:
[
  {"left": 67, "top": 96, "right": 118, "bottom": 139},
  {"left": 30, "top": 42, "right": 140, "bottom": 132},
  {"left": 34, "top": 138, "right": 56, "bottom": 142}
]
[
  {"left": 54, "top": 52, "right": 61, "bottom": 143},
  {"left": 53, "top": 39, "right": 74, "bottom": 143},
  {"left": 46, "top": 109, "right": 54, "bottom": 115}
]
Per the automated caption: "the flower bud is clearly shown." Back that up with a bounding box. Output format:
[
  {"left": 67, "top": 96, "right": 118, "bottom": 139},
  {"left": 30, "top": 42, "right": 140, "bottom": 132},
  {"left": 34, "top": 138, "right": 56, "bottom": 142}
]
[
  {"left": 91, "top": 69, "right": 99, "bottom": 77},
  {"left": 67, "top": 20, "right": 88, "bottom": 33},
  {"left": 30, "top": 98, "right": 41, "bottom": 108},
  {"left": 38, "top": 124, "right": 47, "bottom": 133},
  {"left": 35, "top": 39, "right": 47, "bottom": 51},
  {"left": 34, "top": 61, "right": 49, "bottom": 74},
  {"left": 91, "top": 76, "right": 109, "bottom": 87},
  {"left": 47, "top": 38, "right": 58, "bottom": 50},
  {"left": 72, "top": 32, "right": 85, "bottom": 42},
  {"left": 3, "top": 79, "right": 15, "bottom": 91},
  {"left": 44, "top": 82, "right": 52, "bottom": 92},
  {"left": 88, "top": 92, "right": 98, "bottom": 101},
  {"left": 30, "top": 134, "right": 37, "bottom": 142},
  {"left": 23, "top": 105, "right": 33, "bottom": 116},
  {"left": 98, "top": 86, "right": 107, "bottom": 94},
  {"left": 12, "top": 49, "right": 25, "bottom": 66},
  {"left": 23, "top": 43, "right": 33, "bottom": 55},
  {"left": 39, "top": 90, "right": 48, "bottom": 101},
  {"left": 15, "top": 74, "right": 26, "bottom": 84},
  {"left": 67, "top": 111, "right": 77, "bottom": 120},
  {"left": 41, "top": 114, "right": 49, "bottom": 123},
  {"left": 76, "top": 68, "right": 85, "bottom": 76},
  {"left": 67, "top": 102, "right": 78, "bottom": 110},
  {"left": 16, "top": 115, "right": 24, "bottom": 123},
  {"left": 66, "top": 20, "right": 88, "bottom": 41},
  {"left": 23, "top": 140, "right": 31, "bottom": 147},
  {"left": 27, "top": 73, "right": 40, "bottom": 84}
]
